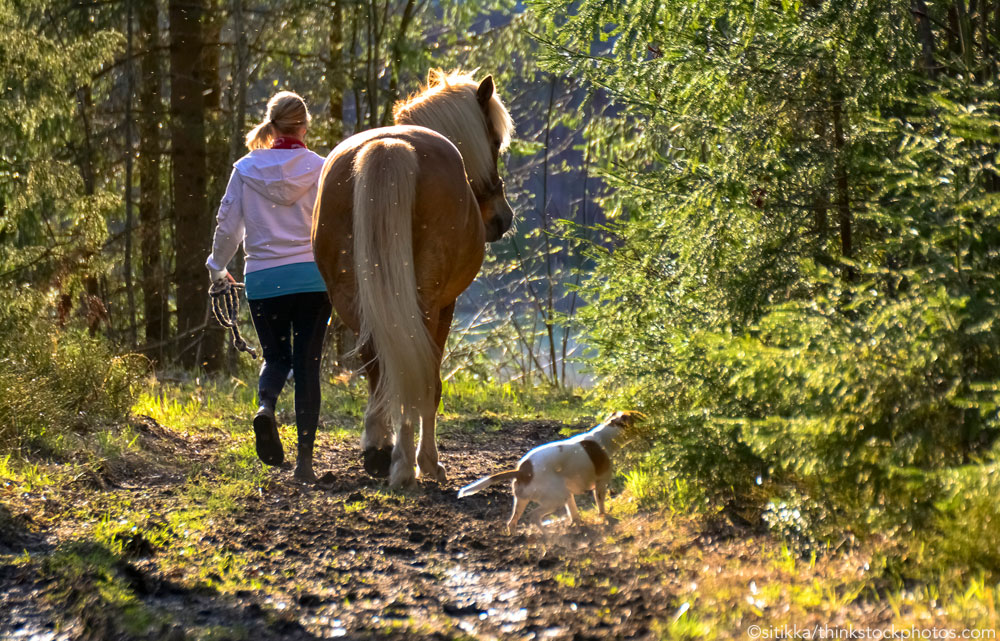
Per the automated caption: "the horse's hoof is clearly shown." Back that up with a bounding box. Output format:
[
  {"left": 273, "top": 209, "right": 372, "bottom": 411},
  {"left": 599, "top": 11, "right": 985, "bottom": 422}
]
[
  {"left": 417, "top": 459, "right": 447, "bottom": 483},
  {"left": 428, "top": 463, "right": 447, "bottom": 483},
  {"left": 362, "top": 447, "right": 392, "bottom": 478},
  {"left": 388, "top": 471, "right": 417, "bottom": 490}
]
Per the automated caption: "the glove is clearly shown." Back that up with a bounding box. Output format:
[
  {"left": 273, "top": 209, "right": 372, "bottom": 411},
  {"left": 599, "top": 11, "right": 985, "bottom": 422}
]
[{"left": 208, "top": 267, "right": 233, "bottom": 284}]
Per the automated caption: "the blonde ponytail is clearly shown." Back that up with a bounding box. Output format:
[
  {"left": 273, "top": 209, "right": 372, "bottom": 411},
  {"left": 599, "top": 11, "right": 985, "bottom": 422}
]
[{"left": 245, "top": 91, "right": 311, "bottom": 151}]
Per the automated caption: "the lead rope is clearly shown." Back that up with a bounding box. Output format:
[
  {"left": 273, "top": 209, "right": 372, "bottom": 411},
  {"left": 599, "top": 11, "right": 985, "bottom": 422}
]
[{"left": 209, "top": 279, "right": 258, "bottom": 359}]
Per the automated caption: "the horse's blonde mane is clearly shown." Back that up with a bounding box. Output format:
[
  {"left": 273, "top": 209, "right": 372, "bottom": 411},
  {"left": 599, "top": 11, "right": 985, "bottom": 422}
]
[{"left": 393, "top": 69, "right": 514, "bottom": 192}]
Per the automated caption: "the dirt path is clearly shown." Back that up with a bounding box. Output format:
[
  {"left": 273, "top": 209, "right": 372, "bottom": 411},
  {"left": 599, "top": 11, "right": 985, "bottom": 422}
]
[{"left": 1, "top": 418, "right": 677, "bottom": 640}]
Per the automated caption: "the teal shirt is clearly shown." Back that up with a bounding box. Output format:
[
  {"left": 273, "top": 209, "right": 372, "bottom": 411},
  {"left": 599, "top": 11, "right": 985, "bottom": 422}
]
[{"left": 245, "top": 261, "right": 327, "bottom": 300}]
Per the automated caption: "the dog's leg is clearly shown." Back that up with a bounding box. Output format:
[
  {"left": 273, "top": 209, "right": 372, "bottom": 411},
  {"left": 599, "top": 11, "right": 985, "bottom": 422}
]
[
  {"left": 594, "top": 482, "right": 608, "bottom": 517},
  {"left": 565, "top": 494, "right": 581, "bottom": 523},
  {"left": 527, "top": 497, "right": 565, "bottom": 528},
  {"left": 506, "top": 494, "right": 528, "bottom": 535}
]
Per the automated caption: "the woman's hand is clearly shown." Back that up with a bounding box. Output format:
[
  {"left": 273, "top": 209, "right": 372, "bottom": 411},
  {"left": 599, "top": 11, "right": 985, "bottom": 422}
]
[{"left": 208, "top": 267, "right": 235, "bottom": 285}]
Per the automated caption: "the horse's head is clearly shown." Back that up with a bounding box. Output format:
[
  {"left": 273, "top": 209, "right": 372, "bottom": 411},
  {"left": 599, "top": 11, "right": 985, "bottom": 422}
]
[
  {"left": 393, "top": 70, "right": 515, "bottom": 243},
  {"left": 473, "top": 76, "right": 514, "bottom": 243}
]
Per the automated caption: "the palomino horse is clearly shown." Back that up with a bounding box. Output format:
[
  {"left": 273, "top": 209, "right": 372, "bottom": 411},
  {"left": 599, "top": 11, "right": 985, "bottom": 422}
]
[{"left": 311, "top": 71, "right": 515, "bottom": 488}]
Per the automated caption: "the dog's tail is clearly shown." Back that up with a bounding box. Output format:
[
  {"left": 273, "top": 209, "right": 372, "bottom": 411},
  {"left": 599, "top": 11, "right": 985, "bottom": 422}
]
[{"left": 457, "top": 470, "right": 518, "bottom": 498}]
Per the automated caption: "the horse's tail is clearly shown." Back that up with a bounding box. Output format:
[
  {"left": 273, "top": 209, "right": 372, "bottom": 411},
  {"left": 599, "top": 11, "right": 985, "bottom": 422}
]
[
  {"left": 352, "top": 139, "right": 437, "bottom": 432},
  {"left": 457, "top": 470, "right": 519, "bottom": 498}
]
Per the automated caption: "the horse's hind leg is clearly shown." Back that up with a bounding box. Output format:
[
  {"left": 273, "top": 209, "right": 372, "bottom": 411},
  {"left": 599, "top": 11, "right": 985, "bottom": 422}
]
[
  {"left": 389, "top": 419, "right": 417, "bottom": 488},
  {"left": 360, "top": 342, "right": 393, "bottom": 478},
  {"left": 416, "top": 303, "right": 453, "bottom": 483}
]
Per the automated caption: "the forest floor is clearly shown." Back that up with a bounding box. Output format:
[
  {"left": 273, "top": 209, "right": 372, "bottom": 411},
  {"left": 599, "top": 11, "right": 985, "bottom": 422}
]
[{"left": 0, "top": 379, "right": 994, "bottom": 640}]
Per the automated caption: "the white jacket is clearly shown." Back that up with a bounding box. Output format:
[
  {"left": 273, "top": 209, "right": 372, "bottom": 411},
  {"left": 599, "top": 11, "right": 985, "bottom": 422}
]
[{"left": 206, "top": 148, "right": 326, "bottom": 280}]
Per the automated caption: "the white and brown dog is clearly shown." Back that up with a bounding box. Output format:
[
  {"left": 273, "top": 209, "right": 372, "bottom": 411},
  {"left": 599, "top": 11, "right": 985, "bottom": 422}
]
[{"left": 458, "top": 411, "right": 640, "bottom": 534}]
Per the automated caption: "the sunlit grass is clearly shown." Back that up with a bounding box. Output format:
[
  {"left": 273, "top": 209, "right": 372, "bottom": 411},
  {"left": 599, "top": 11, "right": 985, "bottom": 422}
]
[
  {"left": 439, "top": 371, "right": 585, "bottom": 423},
  {"left": 0, "top": 458, "right": 52, "bottom": 492},
  {"left": 652, "top": 609, "right": 716, "bottom": 641},
  {"left": 133, "top": 370, "right": 366, "bottom": 443}
]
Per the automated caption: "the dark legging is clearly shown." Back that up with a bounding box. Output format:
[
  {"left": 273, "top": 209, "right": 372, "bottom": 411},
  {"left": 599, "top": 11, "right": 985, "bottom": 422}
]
[{"left": 248, "top": 291, "right": 332, "bottom": 453}]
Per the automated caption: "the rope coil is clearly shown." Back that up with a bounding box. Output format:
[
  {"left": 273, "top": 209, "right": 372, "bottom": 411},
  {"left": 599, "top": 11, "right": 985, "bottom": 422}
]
[{"left": 209, "top": 279, "right": 258, "bottom": 359}]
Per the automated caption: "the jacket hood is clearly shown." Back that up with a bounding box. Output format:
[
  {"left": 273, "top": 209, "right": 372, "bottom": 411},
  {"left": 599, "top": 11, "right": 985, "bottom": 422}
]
[{"left": 234, "top": 149, "right": 325, "bottom": 206}]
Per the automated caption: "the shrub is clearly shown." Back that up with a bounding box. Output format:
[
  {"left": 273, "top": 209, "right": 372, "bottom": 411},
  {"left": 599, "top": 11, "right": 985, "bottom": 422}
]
[
  {"left": 920, "top": 461, "right": 1000, "bottom": 575},
  {"left": 577, "top": 48, "right": 1000, "bottom": 565},
  {"left": 0, "top": 287, "right": 145, "bottom": 453}
]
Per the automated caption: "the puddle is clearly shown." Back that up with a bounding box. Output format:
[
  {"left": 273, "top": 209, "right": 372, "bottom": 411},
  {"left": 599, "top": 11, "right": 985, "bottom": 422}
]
[
  {"left": 443, "top": 563, "right": 533, "bottom": 637},
  {"left": 0, "top": 581, "right": 76, "bottom": 641},
  {"left": 2, "top": 630, "right": 70, "bottom": 641}
]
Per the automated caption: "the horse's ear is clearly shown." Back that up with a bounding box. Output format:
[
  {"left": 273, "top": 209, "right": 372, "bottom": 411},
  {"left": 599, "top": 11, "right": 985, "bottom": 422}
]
[{"left": 477, "top": 75, "right": 495, "bottom": 107}]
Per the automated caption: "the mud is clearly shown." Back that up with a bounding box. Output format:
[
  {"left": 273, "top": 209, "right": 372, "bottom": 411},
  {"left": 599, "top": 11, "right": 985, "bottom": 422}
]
[{"left": 1, "top": 419, "right": 676, "bottom": 640}]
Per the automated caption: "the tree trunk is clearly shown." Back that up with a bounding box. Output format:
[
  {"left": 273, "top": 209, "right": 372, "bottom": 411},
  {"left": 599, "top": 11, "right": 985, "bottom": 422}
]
[
  {"left": 229, "top": 0, "right": 248, "bottom": 164},
  {"left": 124, "top": 0, "right": 137, "bottom": 347},
  {"left": 832, "top": 95, "right": 853, "bottom": 276},
  {"left": 170, "top": 0, "right": 219, "bottom": 369},
  {"left": 365, "top": 0, "right": 380, "bottom": 129},
  {"left": 139, "top": 0, "right": 168, "bottom": 362},
  {"left": 348, "top": 2, "right": 363, "bottom": 134},
  {"left": 911, "top": 0, "right": 937, "bottom": 77},
  {"left": 324, "top": 1, "right": 358, "bottom": 366},
  {"left": 203, "top": 0, "right": 227, "bottom": 370},
  {"left": 540, "top": 76, "right": 559, "bottom": 388},
  {"left": 382, "top": 0, "right": 417, "bottom": 126},
  {"left": 327, "top": 0, "right": 346, "bottom": 141},
  {"left": 955, "top": 0, "right": 975, "bottom": 67},
  {"left": 949, "top": 3, "right": 961, "bottom": 56},
  {"left": 202, "top": 0, "right": 223, "bottom": 112}
]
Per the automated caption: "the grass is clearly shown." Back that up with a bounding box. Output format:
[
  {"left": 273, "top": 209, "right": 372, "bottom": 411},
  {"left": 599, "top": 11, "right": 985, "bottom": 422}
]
[
  {"left": 610, "top": 507, "right": 1000, "bottom": 638},
  {"left": 440, "top": 371, "right": 587, "bottom": 424}
]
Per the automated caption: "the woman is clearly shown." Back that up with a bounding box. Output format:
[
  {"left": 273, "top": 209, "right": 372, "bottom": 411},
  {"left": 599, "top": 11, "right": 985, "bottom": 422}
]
[{"left": 206, "top": 91, "right": 330, "bottom": 483}]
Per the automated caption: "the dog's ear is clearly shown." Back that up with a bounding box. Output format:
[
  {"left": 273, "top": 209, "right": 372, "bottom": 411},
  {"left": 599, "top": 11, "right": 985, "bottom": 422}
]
[{"left": 609, "top": 410, "right": 645, "bottom": 429}]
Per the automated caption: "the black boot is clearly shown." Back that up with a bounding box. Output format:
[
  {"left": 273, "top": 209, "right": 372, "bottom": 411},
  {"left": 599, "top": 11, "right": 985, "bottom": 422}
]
[
  {"left": 293, "top": 446, "right": 316, "bottom": 484},
  {"left": 252, "top": 405, "right": 284, "bottom": 466}
]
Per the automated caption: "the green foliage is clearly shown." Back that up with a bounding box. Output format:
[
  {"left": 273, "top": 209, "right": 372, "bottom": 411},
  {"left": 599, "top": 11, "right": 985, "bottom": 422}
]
[
  {"left": 920, "top": 462, "right": 1000, "bottom": 574},
  {"left": 0, "top": 0, "right": 121, "bottom": 284},
  {"left": 531, "top": 0, "right": 1000, "bottom": 573},
  {"left": 0, "top": 2, "right": 132, "bottom": 454},
  {"left": 706, "top": 86, "right": 1000, "bottom": 541},
  {"left": 0, "top": 288, "right": 145, "bottom": 453}
]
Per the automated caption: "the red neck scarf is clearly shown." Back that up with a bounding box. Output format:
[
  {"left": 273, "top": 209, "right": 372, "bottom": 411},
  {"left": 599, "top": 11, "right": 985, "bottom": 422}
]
[{"left": 271, "top": 137, "right": 307, "bottom": 150}]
